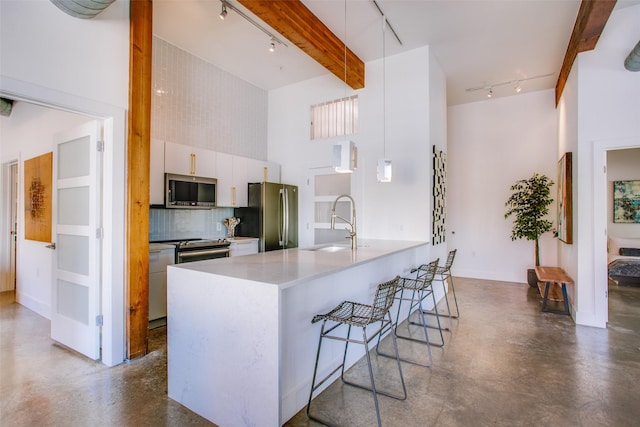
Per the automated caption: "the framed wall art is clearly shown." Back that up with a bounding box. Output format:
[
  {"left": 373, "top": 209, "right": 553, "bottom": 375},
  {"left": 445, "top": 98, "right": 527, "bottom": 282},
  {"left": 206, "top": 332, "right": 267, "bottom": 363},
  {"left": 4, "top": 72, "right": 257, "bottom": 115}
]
[
  {"left": 432, "top": 146, "right": 446, "bottom": 245},
  {"left": 557, "top": 152, "right": 573, "bottom": 244},
  {"left": 24, "top": 152, "right": 53, "bottom": 242},
  {"left": 613, "top": 180, "right": 640, "bottom": 223}
]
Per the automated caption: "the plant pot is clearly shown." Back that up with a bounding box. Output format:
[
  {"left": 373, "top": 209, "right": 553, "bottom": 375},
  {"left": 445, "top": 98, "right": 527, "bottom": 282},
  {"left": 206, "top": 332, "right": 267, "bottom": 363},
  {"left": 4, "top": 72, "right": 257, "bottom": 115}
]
[{"left": 527, "top": 268, "right": 538, "bottom": 288}]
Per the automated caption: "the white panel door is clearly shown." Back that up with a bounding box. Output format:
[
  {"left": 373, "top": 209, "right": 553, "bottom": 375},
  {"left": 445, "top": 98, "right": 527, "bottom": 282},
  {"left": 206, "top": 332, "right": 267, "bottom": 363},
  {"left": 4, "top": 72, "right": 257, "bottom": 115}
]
[{"left": 51, "top": 120, "right": 102, "bottom": 360}]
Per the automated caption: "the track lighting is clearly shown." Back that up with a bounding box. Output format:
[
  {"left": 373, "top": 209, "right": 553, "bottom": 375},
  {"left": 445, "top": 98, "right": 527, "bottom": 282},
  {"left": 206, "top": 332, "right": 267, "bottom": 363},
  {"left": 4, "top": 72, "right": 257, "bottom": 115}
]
[
  {"left": 466, "top": 72, "right": 554, "bottom": 97},
  {"left": 218, "top": 0, "right": 288, "bottom": 50},
  {"left": 219, "top": 2, "right": 227, "bottom": 20}
]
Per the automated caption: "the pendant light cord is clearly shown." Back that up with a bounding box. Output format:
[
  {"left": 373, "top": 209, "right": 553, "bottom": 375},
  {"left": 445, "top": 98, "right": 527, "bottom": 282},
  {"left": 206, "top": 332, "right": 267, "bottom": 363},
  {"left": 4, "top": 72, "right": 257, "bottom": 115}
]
[
  {"left": 344, "top": 0, "right": 347, "bottom": 137},
  {"left": 382, "top": 15, "right": 386, "bottom": 158}
]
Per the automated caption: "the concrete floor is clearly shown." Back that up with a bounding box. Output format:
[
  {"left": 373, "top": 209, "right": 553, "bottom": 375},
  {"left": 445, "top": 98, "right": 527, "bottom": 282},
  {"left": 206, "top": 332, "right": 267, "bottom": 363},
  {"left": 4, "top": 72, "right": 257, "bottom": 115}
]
[{"left": 1, "top": 277, "right": 639, "bottom": 426}]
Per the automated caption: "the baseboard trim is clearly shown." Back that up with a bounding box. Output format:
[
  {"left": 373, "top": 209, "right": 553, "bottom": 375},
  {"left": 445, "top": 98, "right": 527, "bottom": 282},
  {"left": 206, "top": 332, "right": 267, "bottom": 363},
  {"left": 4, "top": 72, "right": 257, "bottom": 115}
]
[{"left": 15, "top": 291, "right": 51, "bottom": 319}]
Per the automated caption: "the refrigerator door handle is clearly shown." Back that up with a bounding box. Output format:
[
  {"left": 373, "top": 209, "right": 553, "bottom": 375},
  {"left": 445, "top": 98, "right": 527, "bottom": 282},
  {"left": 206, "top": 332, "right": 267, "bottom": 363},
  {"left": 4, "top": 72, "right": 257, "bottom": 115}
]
[
  {"left": 283, "top": 188, "right": 289, "bottom": 246},
  {"left": 279, "top": 188, "right": 285, "bottom": 246}
]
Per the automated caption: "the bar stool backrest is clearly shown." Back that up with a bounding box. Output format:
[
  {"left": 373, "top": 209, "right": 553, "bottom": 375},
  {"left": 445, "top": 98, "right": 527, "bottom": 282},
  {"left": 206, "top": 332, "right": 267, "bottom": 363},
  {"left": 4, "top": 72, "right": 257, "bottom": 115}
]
[
  {"left": 444, "top": 249, "right": 457, "bottom": 271},
  {"left": 371, "top": 276, "right": 400, "bottom": 322},
  {"left": 415, "top": 259, "right": 439, "bottom": 285}
]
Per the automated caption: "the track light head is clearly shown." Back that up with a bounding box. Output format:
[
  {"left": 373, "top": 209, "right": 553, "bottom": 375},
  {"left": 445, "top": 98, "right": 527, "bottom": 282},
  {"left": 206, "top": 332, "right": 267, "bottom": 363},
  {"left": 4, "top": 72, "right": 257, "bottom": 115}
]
[
  {"left": 269, "top": 39, "right": 276, "bottom": 52},
  {"left": 487, "top": 88, "right": 493, "bottom": 98},
  {"left": 514, "top": 82, "right": 522, "bottom": 93},
  {"left": 219, "top": 3, "right": 227, "bottom": 20}
]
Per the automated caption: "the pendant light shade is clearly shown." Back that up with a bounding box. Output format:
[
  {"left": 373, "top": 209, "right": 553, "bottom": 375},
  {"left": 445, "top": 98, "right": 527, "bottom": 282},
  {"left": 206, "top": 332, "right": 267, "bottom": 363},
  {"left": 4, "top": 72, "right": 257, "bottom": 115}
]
[{"left": 377, "top": 159, "right": 392, "bottom": 182}]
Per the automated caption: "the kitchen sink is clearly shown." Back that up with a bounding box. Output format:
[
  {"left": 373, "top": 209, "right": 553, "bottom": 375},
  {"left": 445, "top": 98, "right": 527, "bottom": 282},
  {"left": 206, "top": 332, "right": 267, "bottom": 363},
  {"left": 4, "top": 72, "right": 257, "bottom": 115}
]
[{"left": 303, "top": 243, "right": 369, "bottom": 252}]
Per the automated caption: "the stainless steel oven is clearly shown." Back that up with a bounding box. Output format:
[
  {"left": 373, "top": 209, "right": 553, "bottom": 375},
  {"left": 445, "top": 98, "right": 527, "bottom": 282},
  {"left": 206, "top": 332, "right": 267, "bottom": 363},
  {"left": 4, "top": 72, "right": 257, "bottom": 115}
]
[
  {"left": 175, "top": 239, "right": 230, "bottom": 263},
  {"left": 151, "top": 238, "right": 230, "bottom": 263}
]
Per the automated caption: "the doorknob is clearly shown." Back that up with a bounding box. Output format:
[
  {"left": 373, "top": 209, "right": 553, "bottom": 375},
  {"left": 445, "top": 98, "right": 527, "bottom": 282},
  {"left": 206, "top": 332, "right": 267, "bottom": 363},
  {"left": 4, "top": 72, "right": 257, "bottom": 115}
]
[{"left": 45, "top": 243, "right": 56, "bottom": 250}]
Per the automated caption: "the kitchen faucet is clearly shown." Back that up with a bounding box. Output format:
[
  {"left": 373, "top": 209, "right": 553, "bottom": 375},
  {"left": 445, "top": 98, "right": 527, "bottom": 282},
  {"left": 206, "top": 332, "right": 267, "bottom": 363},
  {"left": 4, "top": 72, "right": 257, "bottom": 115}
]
[{"left": 330, "top": 194, "right": 357, "bottom": 250}]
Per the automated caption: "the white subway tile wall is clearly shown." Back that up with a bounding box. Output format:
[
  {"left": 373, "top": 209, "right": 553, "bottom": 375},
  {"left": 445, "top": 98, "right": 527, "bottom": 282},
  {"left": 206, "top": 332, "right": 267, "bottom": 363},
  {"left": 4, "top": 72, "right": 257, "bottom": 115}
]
[
  {"left": 150, "top": 37, "right": 268, "bottom": 240},
  {"left": 151, "top": 37, "right": 268, "bottom": 160},
  {"left": 149, "top": 207, "right": 234, "bottom": 241}
]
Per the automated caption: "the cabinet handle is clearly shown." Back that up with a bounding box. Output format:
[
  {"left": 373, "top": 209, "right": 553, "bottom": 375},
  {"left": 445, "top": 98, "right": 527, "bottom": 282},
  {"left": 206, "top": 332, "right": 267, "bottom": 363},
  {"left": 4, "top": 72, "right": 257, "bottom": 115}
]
[
  {"left": 231, "top": 186, "right": 236, "bottom": 206},
  {"left": 263, "top": 166, "right": 268, "bottom": 182},
  {"left": 190, "top": 153, "right": 196, "bottom": 175}
]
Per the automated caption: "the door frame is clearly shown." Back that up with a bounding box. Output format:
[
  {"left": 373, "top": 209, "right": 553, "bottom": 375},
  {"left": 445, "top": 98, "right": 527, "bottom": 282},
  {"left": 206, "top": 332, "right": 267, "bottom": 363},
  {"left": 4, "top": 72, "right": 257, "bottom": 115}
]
[
  {"left": 593, "top": 137, "right": 640, "bottom": 328},
  {"left": 0, "top": 77, "right": 127, "bottom": 367},
  {"left": 0, "top": 161, "right": 18, "bottom": 292}
]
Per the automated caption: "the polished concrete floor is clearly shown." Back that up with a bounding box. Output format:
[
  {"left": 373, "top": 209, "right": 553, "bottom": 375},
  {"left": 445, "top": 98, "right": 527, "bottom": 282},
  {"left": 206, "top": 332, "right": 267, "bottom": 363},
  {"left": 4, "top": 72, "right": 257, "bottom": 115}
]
[{"left": 1, "top": 277, "right": 639, "bottom": 426}]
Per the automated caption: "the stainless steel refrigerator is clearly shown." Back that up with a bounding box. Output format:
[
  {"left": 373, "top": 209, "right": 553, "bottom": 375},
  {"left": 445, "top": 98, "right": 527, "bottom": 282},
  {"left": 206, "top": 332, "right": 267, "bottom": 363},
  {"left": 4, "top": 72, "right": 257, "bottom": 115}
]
[{"left": 234, "top": 182, "right": 298, "bottom": 252}]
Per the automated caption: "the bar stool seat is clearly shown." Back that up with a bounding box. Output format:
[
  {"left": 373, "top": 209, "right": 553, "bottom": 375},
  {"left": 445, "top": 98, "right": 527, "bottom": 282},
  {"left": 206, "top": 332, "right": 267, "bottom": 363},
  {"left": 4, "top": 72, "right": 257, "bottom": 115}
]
[
  {"left": 307, "top": 276, "right": 406, "bottom": 427},
  {"left": 377, "top": 259, "right": 441, "bottom": 367}
]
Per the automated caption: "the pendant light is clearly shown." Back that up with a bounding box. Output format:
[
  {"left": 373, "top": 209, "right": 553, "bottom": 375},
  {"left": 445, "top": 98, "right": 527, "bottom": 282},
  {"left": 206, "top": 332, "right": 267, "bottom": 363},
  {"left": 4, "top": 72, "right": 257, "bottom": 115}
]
[{"left": 377, "top": 15, "right": 392, "bottom": 182}]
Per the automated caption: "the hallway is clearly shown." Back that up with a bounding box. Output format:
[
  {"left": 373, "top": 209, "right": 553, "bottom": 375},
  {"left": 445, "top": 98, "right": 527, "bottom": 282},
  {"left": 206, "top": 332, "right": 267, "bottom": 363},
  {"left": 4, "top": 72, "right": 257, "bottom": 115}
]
[{"left": 1, "top": 278, "right": 639, "bottom": 426}]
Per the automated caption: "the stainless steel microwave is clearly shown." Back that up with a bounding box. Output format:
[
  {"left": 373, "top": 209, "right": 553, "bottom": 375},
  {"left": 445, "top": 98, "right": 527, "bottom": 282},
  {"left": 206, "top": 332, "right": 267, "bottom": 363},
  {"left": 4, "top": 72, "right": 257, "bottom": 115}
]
[{"left": 165, "top": 173, "right": 217, "bottom": 209}]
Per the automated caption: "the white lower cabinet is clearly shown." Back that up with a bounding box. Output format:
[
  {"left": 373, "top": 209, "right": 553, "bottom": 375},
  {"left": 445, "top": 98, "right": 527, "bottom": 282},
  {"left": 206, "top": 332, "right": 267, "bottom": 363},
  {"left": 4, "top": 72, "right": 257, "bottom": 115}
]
[
  {"left": 149, "top": 244, "right": 175, "bottom": 321},
  {"left": 229, "top": 238, "right": 259, "bottom": 257}
]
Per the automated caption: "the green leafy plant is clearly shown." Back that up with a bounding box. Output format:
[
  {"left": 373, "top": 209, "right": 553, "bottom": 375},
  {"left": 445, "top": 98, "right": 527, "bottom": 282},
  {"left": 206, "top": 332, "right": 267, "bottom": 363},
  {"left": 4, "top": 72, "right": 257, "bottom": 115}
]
[{"left": 504, "top": 173, "right": 554, "bottom": 266}]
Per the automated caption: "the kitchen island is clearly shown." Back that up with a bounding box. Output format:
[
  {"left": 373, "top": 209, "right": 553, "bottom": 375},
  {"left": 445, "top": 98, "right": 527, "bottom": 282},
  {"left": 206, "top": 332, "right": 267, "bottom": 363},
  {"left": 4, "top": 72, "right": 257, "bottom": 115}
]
[{"left": 167, "top": 239, "right": 430, "bottom": 426}]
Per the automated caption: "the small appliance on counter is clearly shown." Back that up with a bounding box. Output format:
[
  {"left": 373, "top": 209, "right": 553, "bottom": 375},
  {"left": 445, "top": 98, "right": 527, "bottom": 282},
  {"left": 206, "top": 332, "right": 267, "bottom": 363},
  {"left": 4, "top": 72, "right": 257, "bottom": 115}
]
[{"left": 234, "top": 182, "right": 298, "bottom": 252}]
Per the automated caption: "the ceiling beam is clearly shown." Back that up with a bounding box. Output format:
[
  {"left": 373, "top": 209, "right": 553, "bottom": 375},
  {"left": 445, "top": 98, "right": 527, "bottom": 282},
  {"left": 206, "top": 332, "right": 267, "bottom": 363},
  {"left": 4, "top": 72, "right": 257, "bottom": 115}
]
[
  {"left": 237, "top": 0, "right": 365, "bottom": 89},
  {"left": 555, "top": 0, "right": 617, "bottom": 106}
]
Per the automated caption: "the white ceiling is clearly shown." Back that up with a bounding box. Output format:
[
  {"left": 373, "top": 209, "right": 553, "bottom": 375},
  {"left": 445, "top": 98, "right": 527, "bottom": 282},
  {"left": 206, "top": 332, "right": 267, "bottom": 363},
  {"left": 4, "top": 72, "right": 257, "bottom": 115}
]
[{"left": 153, "top": 0, "right": 639, "bottom": 106}]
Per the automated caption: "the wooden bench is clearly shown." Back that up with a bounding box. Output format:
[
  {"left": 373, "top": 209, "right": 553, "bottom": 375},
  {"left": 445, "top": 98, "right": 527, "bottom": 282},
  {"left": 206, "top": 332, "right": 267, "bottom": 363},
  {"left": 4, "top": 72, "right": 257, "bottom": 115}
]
[{"left": 534, "top": 266, "right": 573, "bottom": 316}]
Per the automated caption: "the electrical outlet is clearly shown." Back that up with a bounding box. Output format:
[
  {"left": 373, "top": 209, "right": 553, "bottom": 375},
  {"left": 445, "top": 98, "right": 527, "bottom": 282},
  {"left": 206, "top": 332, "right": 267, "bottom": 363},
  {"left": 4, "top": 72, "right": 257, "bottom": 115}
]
[{"left": 216, "top": 223, "right": 221, "bottom": 231}]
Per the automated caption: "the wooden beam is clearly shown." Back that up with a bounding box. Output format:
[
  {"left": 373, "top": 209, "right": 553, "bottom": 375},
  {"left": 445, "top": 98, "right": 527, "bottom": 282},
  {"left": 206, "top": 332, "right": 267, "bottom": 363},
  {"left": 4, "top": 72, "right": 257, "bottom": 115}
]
[
  {"left": 555, "top": 0, "right": 617, "bottom": 105},
  {"left": 127, "top": 0, "right": 153, "bottom": 360},
  {"left": 237, "top": 0, "right": 365, "bottom": 89}
]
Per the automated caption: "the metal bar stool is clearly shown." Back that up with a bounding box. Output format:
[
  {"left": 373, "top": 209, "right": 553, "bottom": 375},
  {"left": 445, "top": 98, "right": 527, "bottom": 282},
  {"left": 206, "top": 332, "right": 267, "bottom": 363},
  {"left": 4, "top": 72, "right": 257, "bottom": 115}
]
[
  {"left": 421, "top": 250, "right": 459, "bottom": 329},
  {"left": 377, "top": 259, "right": 441, "bottom": 367},
  {"left": 307, "top": 276, "right": 407, "bottom": 427}
]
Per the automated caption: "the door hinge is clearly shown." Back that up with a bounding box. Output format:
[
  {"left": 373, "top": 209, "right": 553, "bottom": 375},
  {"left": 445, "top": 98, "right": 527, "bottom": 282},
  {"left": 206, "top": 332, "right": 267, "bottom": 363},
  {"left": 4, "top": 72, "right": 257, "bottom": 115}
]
[
  {"left": 96, "top": 227, "right": 104, "bottom": 239},
  {"left": 603, "top": 165, "right": 607, "bottom": 174},
  {"left": 97, "top": 140, "right": 104, "bottom": 152},
  {"left": 96, "top": 314, "right": 104, "bottom": 326}
]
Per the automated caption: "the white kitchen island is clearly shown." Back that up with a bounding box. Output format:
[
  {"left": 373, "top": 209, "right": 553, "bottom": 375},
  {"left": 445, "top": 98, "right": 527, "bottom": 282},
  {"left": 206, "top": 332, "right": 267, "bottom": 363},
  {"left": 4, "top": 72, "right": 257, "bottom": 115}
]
[{"left": 167, "top": 239, "right": 430, "bottom": 426}]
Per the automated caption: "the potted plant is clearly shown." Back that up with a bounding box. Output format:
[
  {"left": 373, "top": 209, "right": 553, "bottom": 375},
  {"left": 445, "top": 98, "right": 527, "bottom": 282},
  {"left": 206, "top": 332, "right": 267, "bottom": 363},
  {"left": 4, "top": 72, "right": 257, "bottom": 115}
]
[{"left": 504, "top": 173, "right": 554, "bottom": 287}]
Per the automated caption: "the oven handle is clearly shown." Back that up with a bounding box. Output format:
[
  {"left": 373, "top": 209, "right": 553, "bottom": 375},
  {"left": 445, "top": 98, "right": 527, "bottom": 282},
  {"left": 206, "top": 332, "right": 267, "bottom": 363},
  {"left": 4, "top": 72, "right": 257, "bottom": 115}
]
[{"left": 177, "top": 248, "right": 230, "bottom": 261}]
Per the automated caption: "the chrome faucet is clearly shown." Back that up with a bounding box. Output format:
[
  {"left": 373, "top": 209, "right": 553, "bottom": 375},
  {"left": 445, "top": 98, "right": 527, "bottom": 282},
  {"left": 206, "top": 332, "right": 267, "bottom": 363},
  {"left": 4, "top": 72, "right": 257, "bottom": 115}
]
[{"left": 330, "top": 194, "right": 357, "bottom": 250}]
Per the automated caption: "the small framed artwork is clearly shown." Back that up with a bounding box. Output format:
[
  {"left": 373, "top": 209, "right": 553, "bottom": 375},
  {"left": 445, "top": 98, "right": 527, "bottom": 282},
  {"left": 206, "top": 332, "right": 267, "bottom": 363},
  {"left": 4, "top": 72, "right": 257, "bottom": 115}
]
[
  {"left": 613, "top": 180, "right": 640, "bottom": 223},
  {"left": 557, "top": 152, "right": 573, "bottom": 244},
  {"left": 24, "top": 152, "right": 53, "bottom": 242}
]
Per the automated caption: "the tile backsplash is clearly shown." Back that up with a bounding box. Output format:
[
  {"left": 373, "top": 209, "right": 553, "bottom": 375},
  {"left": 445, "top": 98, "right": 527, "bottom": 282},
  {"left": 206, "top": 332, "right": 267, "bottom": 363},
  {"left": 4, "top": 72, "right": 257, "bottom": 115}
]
[{"left": 149, "top": 207, "right": 235, "bottom": 241}]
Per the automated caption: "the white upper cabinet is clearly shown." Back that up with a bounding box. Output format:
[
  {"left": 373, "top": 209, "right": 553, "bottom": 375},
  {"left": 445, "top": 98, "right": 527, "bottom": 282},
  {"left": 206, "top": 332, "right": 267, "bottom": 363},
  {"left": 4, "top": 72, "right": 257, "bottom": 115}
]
[
  {"left": 246, "top": 158, "right": 281, "bottom": 183},
  {"left": 164, "top": 141, "right": 216, "bottom": 178},
  {"left": 150, "top": 141, "right": 281, "bottom": 207},
  {"left": 216, "top": 153, "right": 248, "bottom": 207},
  {"left": 150, "top": 139, "right": 165, "bottom": 205}
]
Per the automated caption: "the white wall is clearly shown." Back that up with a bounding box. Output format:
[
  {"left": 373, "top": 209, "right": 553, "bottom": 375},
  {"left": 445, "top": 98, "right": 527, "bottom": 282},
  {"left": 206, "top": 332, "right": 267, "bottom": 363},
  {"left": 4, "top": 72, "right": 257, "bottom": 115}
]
[
  {"left": 268, "top": 46, "right": 445, "bottom": 253},
  {"left": 607, "top": 148, "right": 640, "bottom": 238},
  {"left": 558, "top": 3, "right": 640, "bottom": 327},
  {"left": 448, "top": 90, "right": 558, "bottom": 283},
  {"left": 0, "top": 0, "right": 129, "bottom": 108},
  {"left": 0, "top": 103, "right": 90, "bottom": 309},
  {"left": 0, "top": 0, "right": 129, "bottom": 366}
]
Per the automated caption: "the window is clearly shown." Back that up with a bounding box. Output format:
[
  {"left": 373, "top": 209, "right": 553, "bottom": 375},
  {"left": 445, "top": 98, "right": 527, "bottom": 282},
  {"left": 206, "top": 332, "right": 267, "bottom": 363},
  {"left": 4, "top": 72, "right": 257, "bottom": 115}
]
[{"left": 310, "top": 95, "right": 358, "bottom": 140}]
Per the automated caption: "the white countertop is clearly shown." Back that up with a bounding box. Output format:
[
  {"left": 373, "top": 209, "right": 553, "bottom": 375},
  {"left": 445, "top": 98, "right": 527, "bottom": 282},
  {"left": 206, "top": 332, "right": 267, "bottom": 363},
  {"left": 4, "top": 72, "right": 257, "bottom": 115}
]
[
  {"left": 149, "top": 243, "right": 175, "bottom": 251},
  {"left": 170, "top": 239, "right": 428, "bottom": 289},
  {"left": 226, "top": 237, "right": 259, "bottom": 242}
]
